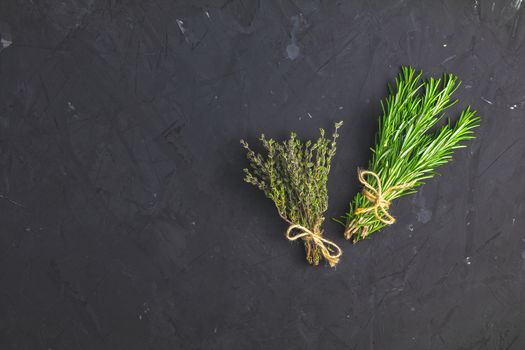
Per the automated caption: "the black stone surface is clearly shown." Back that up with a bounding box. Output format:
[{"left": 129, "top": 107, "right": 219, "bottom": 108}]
[{"left": 1, "top": 1, "right": 525, "bottom": 349}]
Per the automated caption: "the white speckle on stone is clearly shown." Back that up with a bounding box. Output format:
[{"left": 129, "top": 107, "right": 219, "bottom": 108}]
[
  {"left": 307, "top": 112, "right": 313, "bottom": 119},
  {"left": 481, "top": 97, "right": 494, "bottom": 105},
  {"left": 510, "top": 104, "right": 518, "bottom": 110},
  {"left": 338, "top": 106, "right": 344, "bottom": 110},
  {"left": 176, "top": 19, "right": 186, "bottom": 34},
  {"left": 443, "top": 43, "right": 447, "bottom": 47},
  {"left": 464, "top": 256, "right": 472, "bottom": 265},
  {"left": 138, "top": 314, "right": 142, "bottom": 320},
  {"left": 176, "top": 19, "right": 192, "bottom": 44},
  {"left": 407, "top": 224, "right": 414, "bottom": 232},
  {"left": 0, "top": 36, "right": 12, "bottom": 50},
  {"left": 513, "top": 218, "right": 516, "bottom": 224},
  {"left": 214, "top": 327, "right": 218, "bottom": 333}
]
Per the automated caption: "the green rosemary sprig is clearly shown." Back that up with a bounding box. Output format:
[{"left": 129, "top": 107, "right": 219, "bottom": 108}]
[
  {"left": 241, "top": 122, "right": 343, "bottom": 266},
  {"left": 343, "top": 67, "right": 480, "bottom": 242}
]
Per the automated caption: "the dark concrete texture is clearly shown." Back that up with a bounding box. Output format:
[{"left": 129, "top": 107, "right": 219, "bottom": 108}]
[{"left": 0, "top": 0, "right": 524, "bottom": 349}]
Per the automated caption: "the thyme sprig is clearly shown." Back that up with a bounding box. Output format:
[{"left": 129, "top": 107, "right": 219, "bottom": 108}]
[
  {"left": 343, "top": 67, "right": 480, "bottom": 242},
  {"left": 241, "top": 122, "right": 343, "bottom": 266}
]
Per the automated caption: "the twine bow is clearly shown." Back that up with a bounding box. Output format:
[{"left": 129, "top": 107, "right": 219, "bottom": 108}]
[
  {"left": 354, "top": 169, "right": 414, "bottom": 225},
  {"left": 286, "top": 224, "right": 342, "bottom": 267}
]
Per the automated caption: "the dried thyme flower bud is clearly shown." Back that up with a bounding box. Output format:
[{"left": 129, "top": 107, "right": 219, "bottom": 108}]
[{"left": 241, "top": 122, "right": 343, "bottom": 266}]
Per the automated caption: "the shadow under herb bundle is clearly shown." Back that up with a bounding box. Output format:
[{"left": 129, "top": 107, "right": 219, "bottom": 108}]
[{"left": 241, "top": 122, "right": 343, "bottom": 267}]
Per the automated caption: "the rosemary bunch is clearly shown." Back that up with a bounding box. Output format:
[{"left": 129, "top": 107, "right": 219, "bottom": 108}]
[
  {"left": 241, "top": 122, "right": 343, "bottom": 266},
  {"left": 343, "top": 67, "right": 480, "bottom": 242}
]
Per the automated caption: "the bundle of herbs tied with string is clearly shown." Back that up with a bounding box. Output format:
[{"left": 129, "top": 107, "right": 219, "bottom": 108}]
[
  {"left": 241, "top": 122, "right": 343, "bottom": 266},
  {"left": 342, "top": 67, "right": 480, "bottom": 243}
]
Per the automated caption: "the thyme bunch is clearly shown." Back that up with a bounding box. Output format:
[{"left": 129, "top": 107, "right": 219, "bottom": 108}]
[
  {"left": 343, "top": 67, "right": 480, "bottom": 242},
  {"left": 241, "top": 122, "right": 343, "bottom": 266}
]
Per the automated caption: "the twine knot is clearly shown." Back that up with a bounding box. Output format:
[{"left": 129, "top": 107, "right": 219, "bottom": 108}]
[
  {"left": 354, "top": 169, "right": 413, "bottom": 225},
  {"left": 285, "top": 224, "right": 342, "bottom": 267}
]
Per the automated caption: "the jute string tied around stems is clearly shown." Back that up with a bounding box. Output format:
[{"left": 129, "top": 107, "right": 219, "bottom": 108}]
[
  {"left": 353, "top": 169, "right": 414, "bottom": 225},
  {"left": 286, "top": 224, "right": 342, "bottom": 267}
]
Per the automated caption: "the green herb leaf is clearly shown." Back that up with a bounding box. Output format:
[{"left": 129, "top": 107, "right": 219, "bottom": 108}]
[
  {"left": 242, "top": 121, "right": 343, "bottom": 266},
  {"left": 343, "top": 67, "right": 480, "bottom": 242}
]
